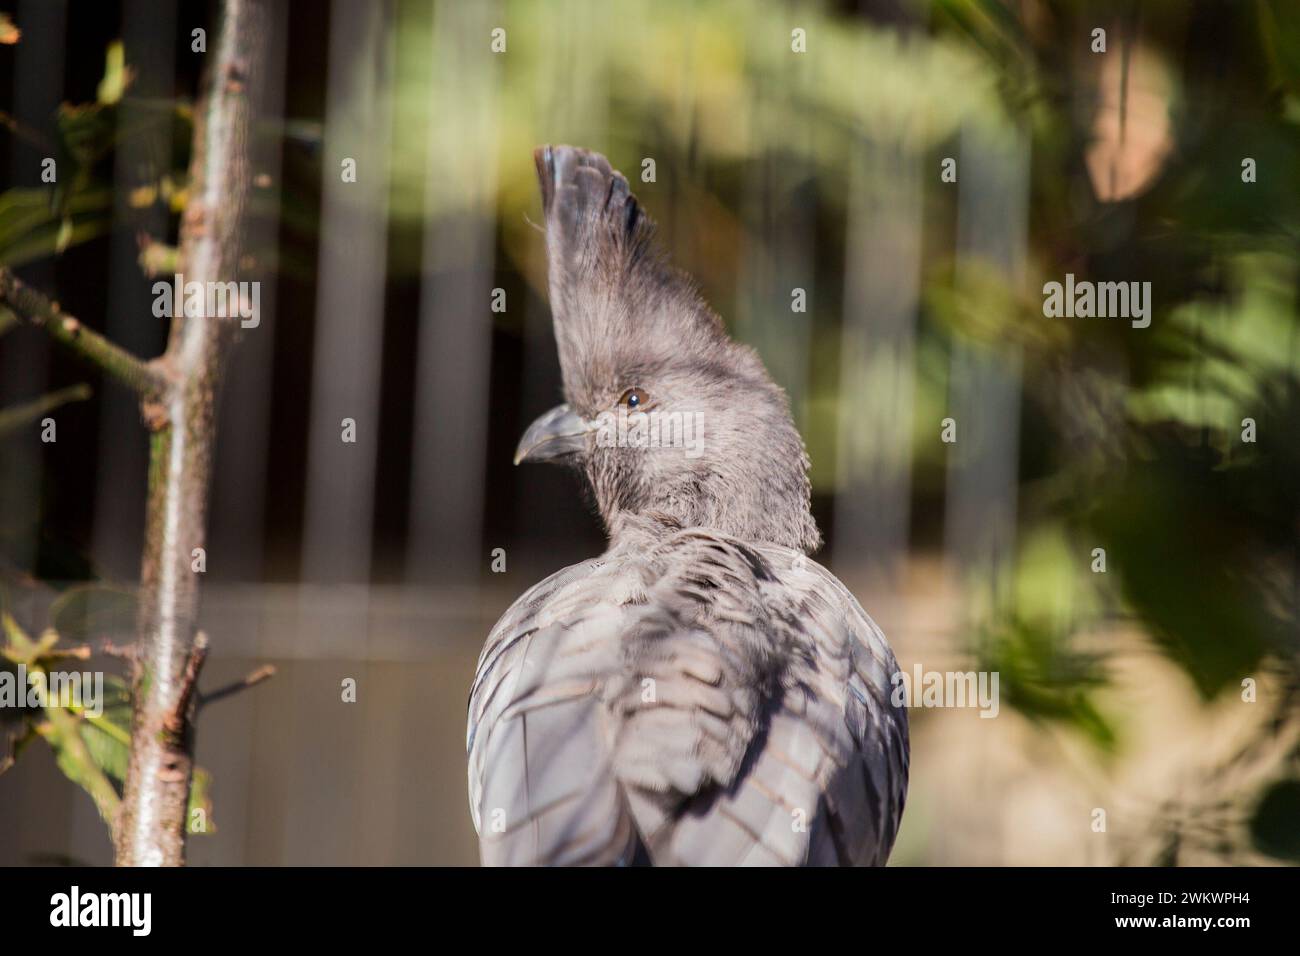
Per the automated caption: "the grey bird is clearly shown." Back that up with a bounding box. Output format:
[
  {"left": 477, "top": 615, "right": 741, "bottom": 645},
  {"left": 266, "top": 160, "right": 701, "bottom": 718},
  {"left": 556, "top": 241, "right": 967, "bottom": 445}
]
[{"left": 466, "top": 146, "right": 908, "bottom": 866}]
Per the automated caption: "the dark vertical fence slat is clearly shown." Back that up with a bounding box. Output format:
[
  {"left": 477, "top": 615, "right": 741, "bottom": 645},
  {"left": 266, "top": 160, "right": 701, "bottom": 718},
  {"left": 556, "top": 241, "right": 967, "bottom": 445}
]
[
  {"left": 207, "top": 0, "right": 290, "bottom": 584},
  {"left": 940, "top": 121, "right": 1030, "bottom": 866},
  {"left": 943, "top": 122, "right": 1029, "bottom": 605},
  {"left": 89, "top": 0, "right": 178, "bottom": 578},
  {"left": 285, "top": 0, "right": 397, "bottom": 864},
  {"left": 190, "top": 0, "right": 291, "bottom": 866},
  {"left": 2, "top": 0, "right": 71, "bottom": 865}
]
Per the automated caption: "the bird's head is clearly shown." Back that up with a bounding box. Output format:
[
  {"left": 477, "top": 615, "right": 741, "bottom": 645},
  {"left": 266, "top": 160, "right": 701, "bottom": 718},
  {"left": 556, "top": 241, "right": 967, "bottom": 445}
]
[{"left": 516, "top": 145, "right": 821, "bottom": 555}]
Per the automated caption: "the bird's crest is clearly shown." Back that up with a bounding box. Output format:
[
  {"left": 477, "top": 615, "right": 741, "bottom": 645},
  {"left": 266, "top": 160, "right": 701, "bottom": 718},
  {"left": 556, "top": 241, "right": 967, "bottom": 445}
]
[{"left": 533, "top": 145, "right": 725, "bottom": 405}]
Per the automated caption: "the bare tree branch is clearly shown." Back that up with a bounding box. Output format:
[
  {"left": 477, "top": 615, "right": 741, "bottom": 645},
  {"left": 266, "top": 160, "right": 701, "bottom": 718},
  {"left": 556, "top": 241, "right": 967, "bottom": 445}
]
[
  {"left": 0, "top": 270, "right": 165, "bottom": 397},
  {"left": 115, "top": 0, "right": 269, "bottom": 867}
]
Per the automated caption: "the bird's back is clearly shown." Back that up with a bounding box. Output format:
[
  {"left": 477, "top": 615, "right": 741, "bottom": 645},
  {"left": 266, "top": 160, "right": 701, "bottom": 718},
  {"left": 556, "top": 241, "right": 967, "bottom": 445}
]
[{"left": 467, "top": 526, "right": 909, "bottom": 866}]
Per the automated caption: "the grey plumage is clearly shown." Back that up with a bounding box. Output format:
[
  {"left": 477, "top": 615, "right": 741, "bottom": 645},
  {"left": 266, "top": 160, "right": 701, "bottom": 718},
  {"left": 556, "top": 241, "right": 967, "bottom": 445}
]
[{"left": 467, "top": 146, "right": 908, "bottom": 866}]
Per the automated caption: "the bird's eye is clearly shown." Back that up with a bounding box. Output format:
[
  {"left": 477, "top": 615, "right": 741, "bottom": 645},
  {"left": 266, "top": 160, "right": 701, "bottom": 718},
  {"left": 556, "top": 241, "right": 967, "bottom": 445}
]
[{"left": 618, "top": 387, "right": 649, "bottom": 410}]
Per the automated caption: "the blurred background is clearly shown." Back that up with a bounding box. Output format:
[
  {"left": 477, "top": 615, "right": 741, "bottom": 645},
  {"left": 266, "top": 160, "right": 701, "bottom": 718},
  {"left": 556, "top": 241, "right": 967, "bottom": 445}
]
[{"left": 2, "top": 0, "right": 1299, "bottom": 865}]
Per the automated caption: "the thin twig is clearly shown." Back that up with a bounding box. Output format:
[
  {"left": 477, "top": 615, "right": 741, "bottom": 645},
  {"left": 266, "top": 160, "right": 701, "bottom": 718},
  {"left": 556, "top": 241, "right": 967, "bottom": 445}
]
[
  {"left": 0, "top": 109, "right": 56, "bottom": 153},
  {"left": 41, "top": 643, "right": 93, "bottom": 662},
  {"left": 0, "top": 268, "right": 166, "bottom": 398},
  {"left": 199, "top": 663, "right": 276, "bottom": 709},
  {"left": 136, "top": 232, "right": 181, "bottom": 278},
  {"left": 0, "top": 384, "right": 92, "bottom": 437},
  {"left": 99, "top": 640, "right": 137, "bottom": 661},
  {"left": 162, "top": 631, "right": 210, "bottom": 741}
]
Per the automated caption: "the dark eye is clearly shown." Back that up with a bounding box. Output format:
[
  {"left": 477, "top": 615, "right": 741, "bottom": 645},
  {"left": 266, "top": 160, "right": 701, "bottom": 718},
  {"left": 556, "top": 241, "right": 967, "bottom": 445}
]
[{"left": 618, "top": 387, "right": 649, "bottom": 410}]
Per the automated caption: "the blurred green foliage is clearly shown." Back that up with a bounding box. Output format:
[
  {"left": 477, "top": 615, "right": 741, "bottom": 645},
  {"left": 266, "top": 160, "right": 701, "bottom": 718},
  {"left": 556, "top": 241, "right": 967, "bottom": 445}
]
[
  {"left": 408, "top": 0, "right": 1300, "bottom": 742},
  {"left": 0, "top": 609, "right": 214, "bottom": 836},
  {"left": 391, "top": 0, "right": 1300, "bottom": 844}
]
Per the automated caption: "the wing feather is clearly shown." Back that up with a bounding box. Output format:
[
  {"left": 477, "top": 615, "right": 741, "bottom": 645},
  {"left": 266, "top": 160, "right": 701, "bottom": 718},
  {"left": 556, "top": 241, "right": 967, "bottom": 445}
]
[{"left": 467, "top": 531, "right": 909, "bottom": 866}]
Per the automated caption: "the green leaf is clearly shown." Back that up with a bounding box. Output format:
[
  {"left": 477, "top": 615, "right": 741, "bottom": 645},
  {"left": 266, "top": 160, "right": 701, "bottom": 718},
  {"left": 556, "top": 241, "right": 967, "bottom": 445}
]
[
  {"left": 39, "top": 704, "right": 121, "bottom": 826},
  {"left": 0, "top": 384, "right": 92, "bottom": 439},
  {"left": 53, "top": 216, "right": 72, "bottom": 254},
  {"left": 74, "top": 676, "right": 132, "bottom": 784},
  {"left": 1090, "top": 441, "right": 1280, "bottom": 699},
  {"left": 0, "top": 212, "right": 113, "bottom": 269},
  {"left": 977, "top": 616, "right": 1116, "bottom": 750},
  {"left": 1, "top": 616, "right": 123, "bottom": 826},
  {"left": 55, "top": 101, "right": 115, "bottom": 170},
  {"left": 96, "top": 41, "right": 131, "bottom": 106},
  {"left": 0, "top": 185, "right": 114, "bottom": 268},
  {"left": 0, "top": 611, "right": 40, "bottom": 663},
  {"left": 187, "top": 766, "right": 216, "bottom": 836},
  {"left": 48, "top": 584, "right": 137, "bottom": 642}
]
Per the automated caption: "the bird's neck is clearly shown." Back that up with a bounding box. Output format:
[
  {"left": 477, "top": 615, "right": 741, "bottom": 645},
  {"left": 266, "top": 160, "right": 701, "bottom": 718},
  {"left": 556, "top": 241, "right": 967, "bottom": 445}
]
[{"left": 606, "top": 510, "right": 687, "bottom": 549}]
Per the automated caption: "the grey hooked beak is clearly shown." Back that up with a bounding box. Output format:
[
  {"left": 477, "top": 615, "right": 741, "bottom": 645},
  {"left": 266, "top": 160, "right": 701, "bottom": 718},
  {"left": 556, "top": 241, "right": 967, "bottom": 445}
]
[{"left": 514, "top": 403, "right": 593, "bottom": 465}]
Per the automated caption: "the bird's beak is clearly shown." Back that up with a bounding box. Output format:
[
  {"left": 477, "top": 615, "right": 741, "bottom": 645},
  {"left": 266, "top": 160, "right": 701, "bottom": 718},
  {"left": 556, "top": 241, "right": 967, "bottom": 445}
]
[{"left": 514, "top": 403, "right": 593, "bottom": 465}]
